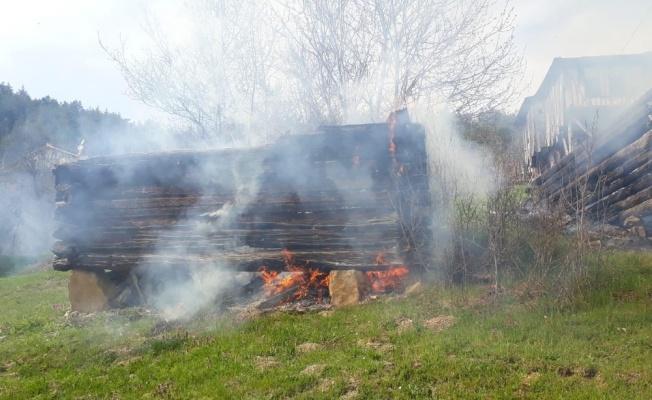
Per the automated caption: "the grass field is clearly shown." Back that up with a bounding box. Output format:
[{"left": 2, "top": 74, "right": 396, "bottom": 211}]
[{"left": 1, "top": 251, "right": 651, "bottom": 399}]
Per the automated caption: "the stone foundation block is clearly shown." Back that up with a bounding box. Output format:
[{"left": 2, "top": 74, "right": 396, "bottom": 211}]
[
  {"left": 69, "top": 270, "right": 116, "bottom": 313},
  {"left": 328, "top": 270, "right": 370, "bottom": 307}
]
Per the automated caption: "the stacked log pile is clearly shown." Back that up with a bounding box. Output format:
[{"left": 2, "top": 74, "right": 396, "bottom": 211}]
[
  {"left": 52, "top": 115, "right": 431, "bottom": 276},
  {"left": 533, "top": 89, "right": 652, "bottom": 226}
]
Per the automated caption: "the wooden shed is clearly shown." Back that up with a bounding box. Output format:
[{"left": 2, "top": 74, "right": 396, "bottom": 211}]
[
  {"left": 51, "top": 113, "right": 431, "bottom": 289},
  {"left": 530, "top": 87, "right": 652, "bottom": 230},
  {"left": 514, "top": 52, "right": 652, "bottom": 173}
]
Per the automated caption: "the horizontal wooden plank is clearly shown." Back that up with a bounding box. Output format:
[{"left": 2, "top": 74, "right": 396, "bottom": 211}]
[
  {"left": 540, "top": 130, "right": 651, "bottom": 195},
  {"left": 52, "top": 121, "right": 430, "bottom": 274},
  {"left": 53, "top": 248, "right": 405, "bottom": 273},
  {"left": 584, "top": 173, "right": 652, "bottom": 216},
  {"left": 619, "top": 198, "right": 652, "bottom": 222}
]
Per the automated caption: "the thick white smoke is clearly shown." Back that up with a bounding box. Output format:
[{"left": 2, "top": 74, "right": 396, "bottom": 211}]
[{"left": 411, "top": 105, "right": 499, "bottom": 277}]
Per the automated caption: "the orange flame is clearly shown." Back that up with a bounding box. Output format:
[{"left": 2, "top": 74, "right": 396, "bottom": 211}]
[
  {"left": 259, "top": 250, "right": 330, "bottom": 304},
  {"left": 388, "top": 115, "right": 397, "bottom": 156},
  {"left": 387, "top": 111, "right": 399, "bottom": 172},
  {"left": 352, "top": 145, "right": 361, "bottom": 166},
  {"left": 366, "top": 268, "right": 409, "bottom": 293},
  {"left": 366, "top": 252, "right": 409, "bottom": 293}
]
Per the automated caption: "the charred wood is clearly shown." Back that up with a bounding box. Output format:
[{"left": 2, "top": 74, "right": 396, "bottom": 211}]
[
  {"left": 603, "top": 185, "right": 652, "bottom": 220},
  {"left": 257, "top": 285, "right": 302, "bottom": 309},
  {"left": 51, "top": 120, "right": 431, "bottom": 275},
  {"left": 52, "top": 249, "right": 404, "bottom": 273},
  {"left": 620, "top": 198, "right": 652, "bottom": 222}
]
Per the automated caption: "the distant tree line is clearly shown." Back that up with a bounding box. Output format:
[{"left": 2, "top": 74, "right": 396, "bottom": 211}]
[{"left": 0, "top": 82, "right": 158, "bottom": 163}]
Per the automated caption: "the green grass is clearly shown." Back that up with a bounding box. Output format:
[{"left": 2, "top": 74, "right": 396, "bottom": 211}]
[{"left": 1, "top": 252, "right": 652, "bottom": 399}]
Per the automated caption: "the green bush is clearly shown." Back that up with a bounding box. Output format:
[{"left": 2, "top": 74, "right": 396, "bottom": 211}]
[{"left": 0, "top": 255, "right": 41, "bottom": 277}]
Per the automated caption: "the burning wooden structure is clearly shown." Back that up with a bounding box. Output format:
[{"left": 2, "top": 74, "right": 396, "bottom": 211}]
[
  {"left": 527, "top": 88, "right": 652, "bottom": 230},
  {"left": 515, "top": 53, "right": 652, "bottom": 233},
  {"left": 520, "top": 83, "right": 652, "bottom": 236},
  {"left": 515, "top": 52, "right": 652, "bottom": 171},
  {"left": 52, "top": 113, "right": 431, "bottom": 307}
]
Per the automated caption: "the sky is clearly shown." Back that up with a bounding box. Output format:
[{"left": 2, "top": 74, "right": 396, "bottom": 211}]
[
  {"left": 512, "top": 0, "right": 652, "bottom": 92},
  {"left": 0, "top": 0, "right": 167, "bottom": 122},
  {"left": 1, "top": 0, "right": 651, "bottom": 122}
]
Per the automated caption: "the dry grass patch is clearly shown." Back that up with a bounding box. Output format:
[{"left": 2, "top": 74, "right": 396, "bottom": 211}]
[
  {"left": 301, "top": 364, "right": 327, "bottom": 376},
  {"left": 362, "top": 340, "right": 395, "bottom": 353},
  {"left": 424, "top": 315, "right": 455, "bottom": 332},
  {"left": 255, "top": 356, "right": 281, "bottom": 369},
  {"left": 297, "top": 342, "right": 322, "bottom": 352},
  {"left": 394, "top": 316, "right": 414, "bottom": 333}
]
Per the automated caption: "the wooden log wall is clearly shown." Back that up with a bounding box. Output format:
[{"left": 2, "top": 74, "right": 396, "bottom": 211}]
[
  {"left": 52, "top": 119, "right": 431, "bottom": 275},
  {"left": 533, "top": 91, "right": 652, "bottom": 224}
]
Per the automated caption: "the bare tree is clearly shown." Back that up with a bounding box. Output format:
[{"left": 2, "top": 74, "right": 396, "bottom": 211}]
[
  {"left": 278, "top": 0, "right": 375, "bottom": 125},
  {"left": 101, "top": 0, "right": 280, "bottom": 146},
  {"left": 281, "top": 0, "right": 525, "bottom": 124},
  {"left": 104, "top": 0, "right": 524, "bottom": 138}
]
